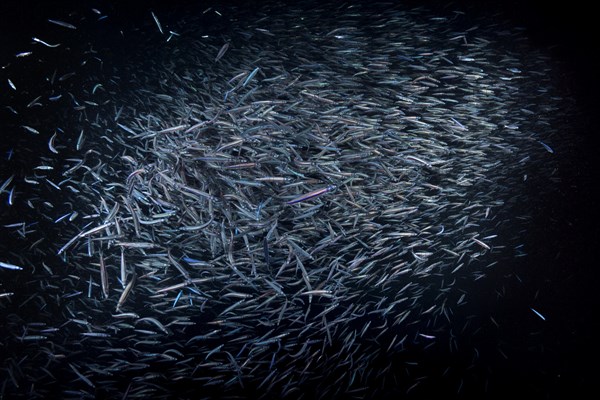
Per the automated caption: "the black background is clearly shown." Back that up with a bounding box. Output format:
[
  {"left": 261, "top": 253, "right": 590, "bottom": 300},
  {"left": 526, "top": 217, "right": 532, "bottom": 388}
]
[{"left": 1, "top": 0, "right": 598, "bottom": 398}]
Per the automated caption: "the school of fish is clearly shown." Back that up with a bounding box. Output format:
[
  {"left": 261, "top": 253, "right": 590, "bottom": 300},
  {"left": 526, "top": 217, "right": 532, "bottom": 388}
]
[{"left": 0, "top": 1, "right": 574, "bottom": 398}]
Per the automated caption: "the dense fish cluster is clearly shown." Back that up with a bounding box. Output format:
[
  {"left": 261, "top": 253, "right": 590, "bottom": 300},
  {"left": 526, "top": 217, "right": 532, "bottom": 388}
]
[{"left": 1, "top": 1, "right": 573, "bottom": 398}]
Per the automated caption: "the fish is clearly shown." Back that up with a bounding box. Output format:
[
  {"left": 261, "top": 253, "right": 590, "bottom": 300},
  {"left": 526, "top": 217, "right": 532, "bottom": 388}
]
[
  {"left": 530, "top": 307, "right": 546, "bottom": 321},
  {"left": 214, "top": 42, "right": 230, "bottom": 62},
  {"left": 151, "top": 12, "right": 164, "bottom": 34},
  {"left": 286, "top": 185, "right": 336, "bottom": 205},
  {"left": 116, "top": 274, "right": 136, "bottom": 312},
  {"left": 47, "top": 19, "right": 77, "bottom": 30},
  {"left": 48, "top": 132, "right": 59, "bottom": 154},
  {"left": 32, "top": 37, "right": 61, "bottom": 47},
  {"left": 0, "top": 261, "right": 23, "bottom": 270}
]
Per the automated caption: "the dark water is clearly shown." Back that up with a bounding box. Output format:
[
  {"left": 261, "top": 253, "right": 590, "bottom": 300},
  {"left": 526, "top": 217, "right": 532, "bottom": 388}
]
[{"left": 1, "top": 0, "right": 597, "bottom": 399}]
